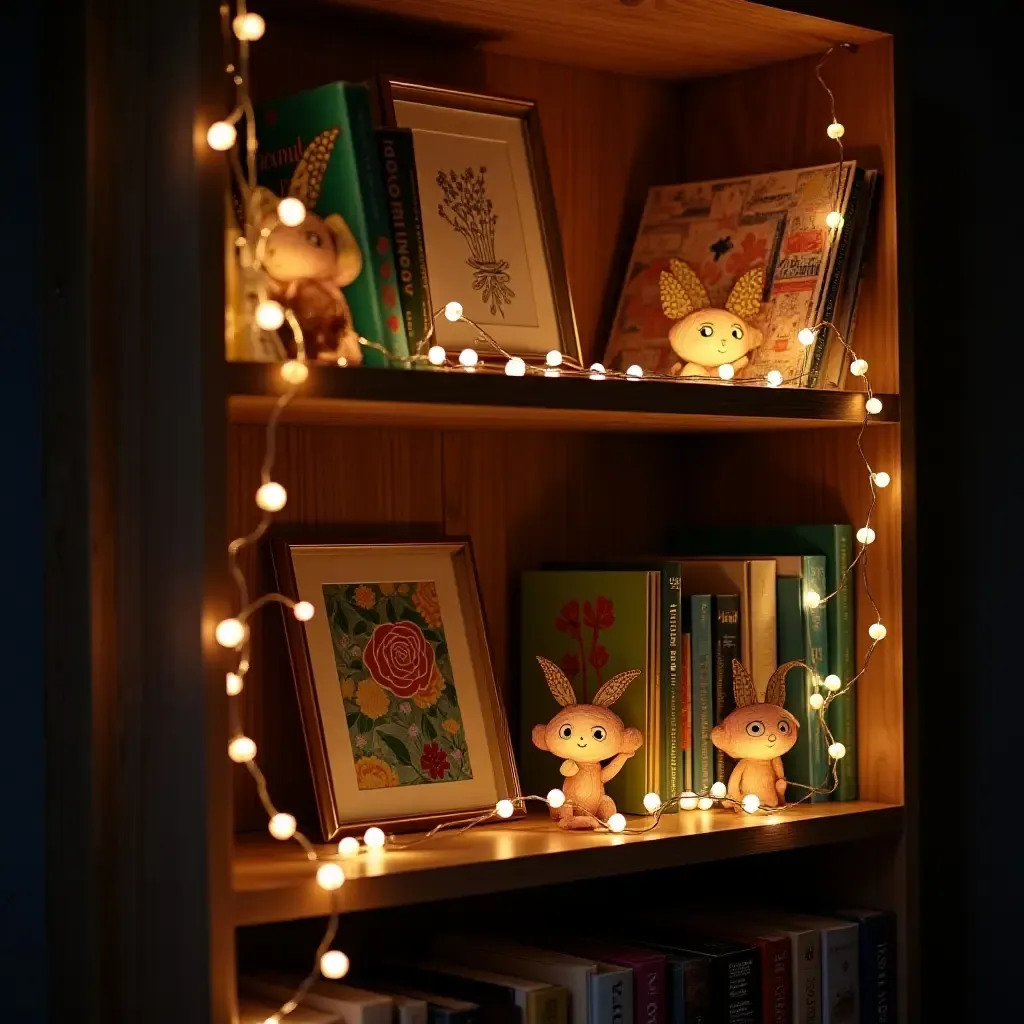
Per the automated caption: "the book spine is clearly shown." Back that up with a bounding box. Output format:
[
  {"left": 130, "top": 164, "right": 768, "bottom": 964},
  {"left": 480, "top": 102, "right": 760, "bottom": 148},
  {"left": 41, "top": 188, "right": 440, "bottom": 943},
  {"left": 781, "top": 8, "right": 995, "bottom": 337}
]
[
  {"left": 777, "top": 577, "right": 813, "bottom": 796},
  {"left": 589, "top": 970, "right": 631, "bottom": 1024},
  {"left": 375, "top": 128, "right": 433, "bottom": 355},
  {"left": 680, "top": 632, "right": 692, "bottom": 791},
  {"left": 344, "top": 86, "right": 410, "bottom": 362},
  {"left": 802, "top": 557, "right": 831, "bottom": 803},
  {"left": 662, "top": 566, "right": 683, "bottom": 796},
  {"left": 820, "top": 931, "right": 858, "bottom": 1024},
  {"left": 690, "top": 596, "right": 713, "bottom": 795},
  {"left": 793, "top": 933, "right": 821, "bottom": 1024},
  {"left": 827, "top": 527, "right": 858, "bottom": 800},
  {"left": 635, "top": 965, "right": 664, "bottom": 1024},
  {"left": 714, "top": 952, "right": 759, "bottom": 1024},
  {"left": 682, "top": 958, "right": 712, "bottom": 1024},
  {"left": 526, "top": 989, "right": 567, "bottom": 1024},
  {"left": 857, "top": 913, "right": 895, "bottom": 1024},
  {"left": 747, "top": 562, "right": 777, "bottom": 691},
  {"left": 665, "top": 962, "right": 685, "bottom": 1024},
  {"left": 713, "top": 594, "right": 741, "bottom": 786},
  {"left": 759, "top": 939, "right": 791, "bottom": 1024}
]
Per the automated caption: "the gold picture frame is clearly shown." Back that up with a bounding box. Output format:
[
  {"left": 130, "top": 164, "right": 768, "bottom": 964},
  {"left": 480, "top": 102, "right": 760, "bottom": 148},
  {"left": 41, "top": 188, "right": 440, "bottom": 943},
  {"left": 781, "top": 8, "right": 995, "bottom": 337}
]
[
  {"left": 381, "top": 79, "right": 581, "bottom": 366},
  {"left": 271, "top": 538, "right": 521, "bottom": 840}
]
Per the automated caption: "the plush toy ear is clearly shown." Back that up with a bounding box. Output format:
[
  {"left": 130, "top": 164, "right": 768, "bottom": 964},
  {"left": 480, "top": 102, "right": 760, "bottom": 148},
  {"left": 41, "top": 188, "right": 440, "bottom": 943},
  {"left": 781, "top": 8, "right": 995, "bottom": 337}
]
[
  {"left": 732, "top": 658, "right": 756, "bottom": 708},
  {"left": 764, "top": 660, "right": 804, "bottom": 707},
  {"left": 249, "top": 185, "right": 280, "bottom": 225},
  {"left": 289, "top": 127, "right": 340, "bottom": 206},
  {"left": 531, "top": 723, "right": 549, "bottom": 751},
  {"left": 537, "top": 656, "right": 578, "bottom": 708},
  {"left": 621, "top": 725, "right": 643, "bottom": 755},
  {"left": 725, "top": 266, "right": 765, "bottom": 322},
  {"left": 660, "top": 258, "right": 710, "bottom": 320},
  {"left": 592, "top": 669, "right": 641, "bottom": 707},
  {"left": 324, "top": 214, "right": 364, "bottom": 287}
]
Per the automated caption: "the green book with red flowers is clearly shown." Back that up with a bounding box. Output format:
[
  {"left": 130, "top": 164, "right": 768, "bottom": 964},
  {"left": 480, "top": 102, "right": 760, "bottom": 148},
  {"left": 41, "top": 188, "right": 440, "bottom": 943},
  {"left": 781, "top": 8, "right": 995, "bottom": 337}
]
[{"left": 519, "top": 571, "right": 660, "bottom": 816}]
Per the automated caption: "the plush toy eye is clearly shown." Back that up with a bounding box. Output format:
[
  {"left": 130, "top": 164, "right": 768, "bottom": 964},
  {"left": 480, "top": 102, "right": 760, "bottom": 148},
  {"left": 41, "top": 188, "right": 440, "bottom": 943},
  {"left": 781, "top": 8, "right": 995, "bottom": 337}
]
[
  {"left": 304, "top": 230, "right": 323, "bottom": 248},
  {"left": 778, "top": 719, "right": 791, "bottom": 735},
  {"left": 745, "top": 720, "right": 765, "bottom": 737},
  {"left": 591, "top": 726, "right": 607, "bottom": 741},
  {"left": 731, "top": 325, "right": 745, "bottom": 340},
  {"left": 698, "top": 324, "right": 714, "bottom": 337},
  {"left": 558, "top": 723, "right": 573, "bottom": 740}
]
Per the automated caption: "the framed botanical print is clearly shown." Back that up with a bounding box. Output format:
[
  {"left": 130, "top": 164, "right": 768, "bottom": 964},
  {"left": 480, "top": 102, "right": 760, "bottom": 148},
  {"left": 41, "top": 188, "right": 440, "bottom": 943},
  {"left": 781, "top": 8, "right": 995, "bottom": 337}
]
[
  {"left": 271, "top": 538, "right": 521, "bottom": 839},
  {"left": 381, "top": 79, "right": 581, "bottom": 365}
]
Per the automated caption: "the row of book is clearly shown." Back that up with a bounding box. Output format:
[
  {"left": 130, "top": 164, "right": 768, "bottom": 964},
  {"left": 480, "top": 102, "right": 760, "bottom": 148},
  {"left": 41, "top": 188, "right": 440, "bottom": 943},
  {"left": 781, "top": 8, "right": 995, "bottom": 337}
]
[
  {"left": 518, "top": 525, "right": 857, "bottom": 810},
  {"left": 239, "top": 907, "right": 895, "bottom": 1023}
]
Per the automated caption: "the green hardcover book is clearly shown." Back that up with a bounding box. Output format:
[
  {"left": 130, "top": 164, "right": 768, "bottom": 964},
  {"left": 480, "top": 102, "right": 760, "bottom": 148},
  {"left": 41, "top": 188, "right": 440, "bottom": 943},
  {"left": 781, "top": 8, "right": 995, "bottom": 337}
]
[
  {"left": 664, "top": 565, "right": 684, "bottom": 798},
  {"left": 688, "top": 595, "right": 713, "bottom": 795},
  {"left": 712, "top": 594, "right": 741, "bottom": 787},
  {"left": 256, "top": 82, "right": 407, "bottom": 367},
  {"left": 376, "top": 127, "right": 433, "bottom": 353},
  {"left": 520, "top": 571, "right": 658, "bottom": 815},
  {"left": 680, "top": 525, "right": 857, "bottom": 800},
  {"left": 798, "top": 555, "right": 830, "bottom": 802}
]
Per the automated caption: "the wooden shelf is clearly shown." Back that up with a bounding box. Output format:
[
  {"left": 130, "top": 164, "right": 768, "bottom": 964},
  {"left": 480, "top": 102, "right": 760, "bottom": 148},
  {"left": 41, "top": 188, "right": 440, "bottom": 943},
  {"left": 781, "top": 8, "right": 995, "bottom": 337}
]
[
  {"left": 233, "top": 802, "right": 902, "bottom": 925},
  {"left": 227, "top": 364, "right": 898, "bottom": 434}
]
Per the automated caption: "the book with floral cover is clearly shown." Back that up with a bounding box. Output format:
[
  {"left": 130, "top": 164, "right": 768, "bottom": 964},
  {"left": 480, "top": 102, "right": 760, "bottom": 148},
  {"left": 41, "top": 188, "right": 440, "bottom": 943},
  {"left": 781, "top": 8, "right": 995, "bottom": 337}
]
[{"left": 603, "top": 163, "right": 860, "bottom": 385}]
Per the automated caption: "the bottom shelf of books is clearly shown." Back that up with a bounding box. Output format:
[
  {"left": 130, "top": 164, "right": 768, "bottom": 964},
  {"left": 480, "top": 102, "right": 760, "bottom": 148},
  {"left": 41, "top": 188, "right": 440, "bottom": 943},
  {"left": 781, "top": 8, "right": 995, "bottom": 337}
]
[{"left": 233, "top": 801, "right": 901, "bottom": 926}]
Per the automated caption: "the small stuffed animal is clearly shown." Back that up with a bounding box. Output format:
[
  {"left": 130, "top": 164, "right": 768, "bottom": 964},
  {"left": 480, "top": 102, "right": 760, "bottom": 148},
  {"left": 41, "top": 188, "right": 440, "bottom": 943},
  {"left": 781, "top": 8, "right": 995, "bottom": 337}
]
[
  {"left": 710, "top": 658, "right": 802, "bottom": 810},
  {"left": 531, "top": 656, "right": 643, "bottom": 830},
  {"left": 250, "top": 127, "right": 365, "bottom": 365},
  {"left": 659, "top": 259, "right": 764, "bottom": 379}
]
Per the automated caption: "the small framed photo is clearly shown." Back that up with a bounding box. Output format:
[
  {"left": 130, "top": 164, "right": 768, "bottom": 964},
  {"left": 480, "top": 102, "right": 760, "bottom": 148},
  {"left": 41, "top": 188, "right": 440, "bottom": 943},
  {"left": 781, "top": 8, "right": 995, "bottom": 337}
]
[
  {"left": 382, "top": 79, "right": 581, "bottom": 366},
  {"left": 271, "top": 538, "right": 521, "bottom": 839}
]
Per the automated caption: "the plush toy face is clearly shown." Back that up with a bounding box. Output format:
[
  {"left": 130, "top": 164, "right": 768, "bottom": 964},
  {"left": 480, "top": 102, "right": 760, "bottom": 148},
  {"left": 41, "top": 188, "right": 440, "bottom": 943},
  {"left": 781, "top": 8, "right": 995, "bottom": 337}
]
[
  {"left": 668, "top": 308, "right": 762, "bottom": 366},
  {"left": 261, "top": 212, "right": 363, "bottom": 289},
  {"left": 540, "top": 704, "right": 640, "bottom": 764},
  {"left": 710, "top": 703, "right": 799, "bottom": 760}
]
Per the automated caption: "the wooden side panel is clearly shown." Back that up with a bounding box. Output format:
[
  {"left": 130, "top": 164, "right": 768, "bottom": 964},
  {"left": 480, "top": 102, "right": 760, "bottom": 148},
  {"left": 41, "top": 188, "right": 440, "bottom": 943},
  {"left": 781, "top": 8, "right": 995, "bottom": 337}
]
[{"left": 676, "top": 39, "right": 899, "bottom": 392}]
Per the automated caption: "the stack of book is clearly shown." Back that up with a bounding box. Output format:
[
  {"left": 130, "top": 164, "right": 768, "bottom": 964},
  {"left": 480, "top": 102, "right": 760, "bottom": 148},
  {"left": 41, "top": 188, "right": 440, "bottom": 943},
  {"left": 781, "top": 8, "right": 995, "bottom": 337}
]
[
  {"left": 239, "top": 906, "right": 896, "bottom": 1022},
  {"left": 518, "top": 525, "right": 858, "bottom": 811}
]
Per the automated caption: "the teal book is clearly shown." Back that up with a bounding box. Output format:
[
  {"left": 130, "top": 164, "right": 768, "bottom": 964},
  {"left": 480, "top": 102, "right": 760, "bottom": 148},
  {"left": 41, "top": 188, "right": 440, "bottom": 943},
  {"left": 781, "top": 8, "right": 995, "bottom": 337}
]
[
  {"left": 712, "top": 594, "right": 741, "bottom": 787},
  {"left": 680, "top": 525, "right": 857, "bottom": 800},
  {"left": 688, "top": 595, "right": 713, "bottom": 795},
  {"left": 520, "top": 571, "right": 659, "bottom": 815},
  {"left": 801, "top": 555, "right": 831, "bottom": 802},
  {"left": 256, "top": 82, "right": 407, "bottom": 367},
  {"left": 376, "top": 127, "right": 433, "bottom": 353}
]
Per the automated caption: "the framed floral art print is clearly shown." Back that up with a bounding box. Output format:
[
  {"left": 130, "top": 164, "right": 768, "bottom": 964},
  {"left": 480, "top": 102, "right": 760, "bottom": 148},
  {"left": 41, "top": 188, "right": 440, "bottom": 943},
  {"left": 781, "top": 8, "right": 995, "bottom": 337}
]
[{"left": 271, "top": 538, "right": 521, "bottom": 839}]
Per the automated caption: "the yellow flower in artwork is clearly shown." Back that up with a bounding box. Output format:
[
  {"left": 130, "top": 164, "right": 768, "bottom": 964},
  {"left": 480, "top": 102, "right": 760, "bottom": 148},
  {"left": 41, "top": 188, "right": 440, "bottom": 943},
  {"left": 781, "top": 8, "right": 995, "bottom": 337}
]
[
  {"left": 340, "top": 678, "right": 355, "bottom": 700},
  {"left": 441, "top": 718, "right": 460, "bottom": 736},
  {"left": 356, "top": 678, "right": 390, "bottom": 719},
  {"left": 353, "top": 755, "right": 399, "bottom": 790},
  {"left": 354, "top": 585, "right": 376, "bottom": 610},
  {"left": 413, "top": 581, "right": 443, "bottom": 628},
  {"left": 413, "top": 667, "right": 445, "bottom": 709},
  {"left": 379, "top": 582, "right": 396, "bottom": 596}
]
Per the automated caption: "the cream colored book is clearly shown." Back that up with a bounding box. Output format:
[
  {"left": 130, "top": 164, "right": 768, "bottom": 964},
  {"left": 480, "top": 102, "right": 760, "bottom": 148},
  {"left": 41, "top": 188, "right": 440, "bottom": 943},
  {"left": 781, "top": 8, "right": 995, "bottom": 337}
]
[{"left": 241, "top": 975, "right": 393, "bottom": 1024}]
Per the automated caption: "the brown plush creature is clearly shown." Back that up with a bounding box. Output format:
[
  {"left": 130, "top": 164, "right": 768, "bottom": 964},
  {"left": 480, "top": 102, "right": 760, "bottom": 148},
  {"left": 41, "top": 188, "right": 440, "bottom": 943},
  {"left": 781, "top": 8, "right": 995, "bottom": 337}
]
[
  {"left": 250, "top": 127, "right": 364, "bottom": 364},
  {"left": 532, "top": 656, "right": 643, "bottom": 830}
]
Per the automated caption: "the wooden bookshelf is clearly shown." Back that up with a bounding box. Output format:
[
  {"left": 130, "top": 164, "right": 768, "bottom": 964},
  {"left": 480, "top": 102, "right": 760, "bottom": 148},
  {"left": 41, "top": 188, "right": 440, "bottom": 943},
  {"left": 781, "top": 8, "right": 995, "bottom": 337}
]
[{"left": 233, "top": 802, "right": 903, "bottom": 925}]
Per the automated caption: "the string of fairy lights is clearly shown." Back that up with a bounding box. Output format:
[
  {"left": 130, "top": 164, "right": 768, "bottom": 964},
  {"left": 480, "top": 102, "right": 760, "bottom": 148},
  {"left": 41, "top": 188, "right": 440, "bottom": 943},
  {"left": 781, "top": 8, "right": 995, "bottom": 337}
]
[{"left": 209, "top": 8, "right": 886, "bottom": 1019}]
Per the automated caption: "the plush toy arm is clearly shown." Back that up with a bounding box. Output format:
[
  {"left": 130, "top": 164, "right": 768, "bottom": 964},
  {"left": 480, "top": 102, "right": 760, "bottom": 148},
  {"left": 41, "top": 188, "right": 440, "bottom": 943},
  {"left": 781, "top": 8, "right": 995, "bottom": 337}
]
[
  {"left": 727, "top": 762, "right": 745, "bottom": 804},
  {"left": 600, "top": 751, "right": 632, "bottom": 783},
  {"left": 681, "top": 362, "right": 709, "bottom": 378},
  {"left": 772, "top": 756, "right": 787, "bottom": 796},
  {"left": 560, "top": 759, "right": 579, "bottom": 777},
  {"left": 732, "top": 354, "right": 750, "bottom": 371}
]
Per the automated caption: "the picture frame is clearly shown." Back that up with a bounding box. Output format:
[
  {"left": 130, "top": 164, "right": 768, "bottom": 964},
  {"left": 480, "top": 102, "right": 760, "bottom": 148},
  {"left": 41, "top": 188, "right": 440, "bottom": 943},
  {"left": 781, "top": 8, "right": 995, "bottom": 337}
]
[
  {"left": 381, "top": 79, "right": 581, "bottom": 366},
  {"left": 271, "top": 537, "right": 522, "bottom": 840}
]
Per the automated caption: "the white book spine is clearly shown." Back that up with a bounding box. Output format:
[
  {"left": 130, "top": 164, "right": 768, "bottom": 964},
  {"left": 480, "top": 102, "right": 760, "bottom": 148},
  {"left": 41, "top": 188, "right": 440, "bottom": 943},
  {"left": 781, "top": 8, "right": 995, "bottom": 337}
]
[
  {"left": 789, "top": 931, "right": 821, "bottom": 1024},
  {"left": 587, "top": 968, "right": 632, "bottom": 1024},
  {"left": 747, "top": 560, "right": 778, "bottom": 693},
  {"left": 820, "top": 926, "right": 859, "bottom": 1024}
]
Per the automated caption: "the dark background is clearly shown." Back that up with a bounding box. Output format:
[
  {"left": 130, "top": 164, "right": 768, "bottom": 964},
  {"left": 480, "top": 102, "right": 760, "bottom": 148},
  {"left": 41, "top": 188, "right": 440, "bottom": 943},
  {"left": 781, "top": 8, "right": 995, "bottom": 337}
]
[{"left": 2, "top": 0, "right": 1019, "bottom": 1017}]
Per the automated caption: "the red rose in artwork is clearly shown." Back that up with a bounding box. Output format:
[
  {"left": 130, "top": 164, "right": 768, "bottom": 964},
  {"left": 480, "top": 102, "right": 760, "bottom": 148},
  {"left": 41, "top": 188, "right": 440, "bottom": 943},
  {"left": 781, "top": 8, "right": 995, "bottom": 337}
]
[
  {"left": 590, "top": 644, "right": 609, "bottom": 671},
  {"left": 555, "top": 600, "right": 581, "bottom": 638},
  {"left": 363, "top": 621, "right": 436, "bottom": 698},
  {"left": 420, "top": 742, "right": 450, "bottom": 780},
  {"left": 582, "top": 596, "right": 614, "bottom": 631},
  {"left": 560, "top": 652, "right": 581, "bottom": 679}
]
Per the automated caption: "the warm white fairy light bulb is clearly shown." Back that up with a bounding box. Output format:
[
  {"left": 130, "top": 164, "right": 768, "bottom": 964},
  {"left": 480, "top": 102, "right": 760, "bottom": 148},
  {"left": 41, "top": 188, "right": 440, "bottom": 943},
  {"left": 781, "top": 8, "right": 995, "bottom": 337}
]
[
  {"left": 444, "top": 301, "right": 464, "bottom": 322},
  {"left": 873, "top": 471, "right": 891, "bottom": 489},
  {"left": 643, "top": 792, "right": 662, "bottom": 813},
  {"left": 742, "top": 793, "right": 761, "bottom": 814},
  {"left": 827, "top": 121, "right": 845, "bottom": 139},
  {"left": 856, "top": 527, "right": 876, "bottom": 545},
  {"left": 277, "top": 197, "right": 306, "bottom": 227},
  {"left": 824, "top": 674, "right": 842, "bottom": 692},
  {"left": 710, "top": 781, "right": 727, "bottom": 800},
  {"left": 607, "top": 813, "right": 626, "bottom": 833},
  {"left": 868, "top": 622, "right": 887, "bottom": 641},
  {"left": 293, "top": 601, "right": 315, "bottom": 622},
  {"left": 215, "top": 617, "right": 246, "bottom": 649},
  {"left": 255, "top": 300, "right": 285, "bottom": 331},
  {"left": 226, "top": 671, "right": 243, "bottom": 696},
  {"left": 363, "top": 826, "right": 386, "bottom": 850},
  {"left": 626, "top": 364, "right": 644, "bottom": 380},
  {"left": 338, "top": 836, "right": 361, "bottom": 858},
  {"left": 427, "top": 345, "right": 446, "bottom": 366},
  {"left": 232, "top": 11, "right": 266, "bottom": 40},
  {"left": 255, "top": 481, "right": 287, "bottom": 512},
  {"left": 809, "top": 692, "right": 825, "bottom": 710},
  {"left": 544, "top": 368, "right": 561, "bottom": 378},
  {"left": 798, "top": 327, "right": 816, "bottom": 346},
  {"left": 805, "top": 590, "right": 821, "bottom": 610},
  {"left": 547, "top": 788, "right": 566, "bottom": 809},
  {"left": 828, "top": 741, "right": 847, "bottom": 759},
  {"left": 718, "top": 362, "right": 735, "bottom": 381},
  {"left": 320, "top": 950, "right": 350, "bottom": 980},
  {"left": 545, "top": 350, "right": 563, "bottom": 368},
  {"left": 458, "top": 348, "right": 478, "bottom": 368},
  {"left": 206, "top": 120, "right": 237, "bottom": 151},
  {"left": 679, "top": 791, "right": 698, "bottom": 811},
  {"left": 865, "top": 397, "right": 883, "bottom": 415},
  {"left": 766, "top": 369, "right": 783, "bottom": 388},
  {"left": 315, "top": 863, "right": 345, "bottom": 891},
  {"left": 268, "top": 813, "right": 297, "bottom": 840},
  {"left": 825, "top": 211, "right": 844, "bottom": 229},
  {"left": 228, "top": 735, "right": 256, "bottom": 763},
  {"left": 495, "top": 799, "right": 515, "bottom": 819},
  {"left": 589, "top": 362, "right": 606, "bottom": 380},
  {"left": 280, "top": 359, "right": 308, "bottom": 385},
  {"left": 698, "top": 797, "right": 714, "bottom": 811},
  {"left": 850, "top": 358, "right": 869, "bottom": 377},
  {"left": 504, "top": 357, "right": 526, "bottom": 377}
]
